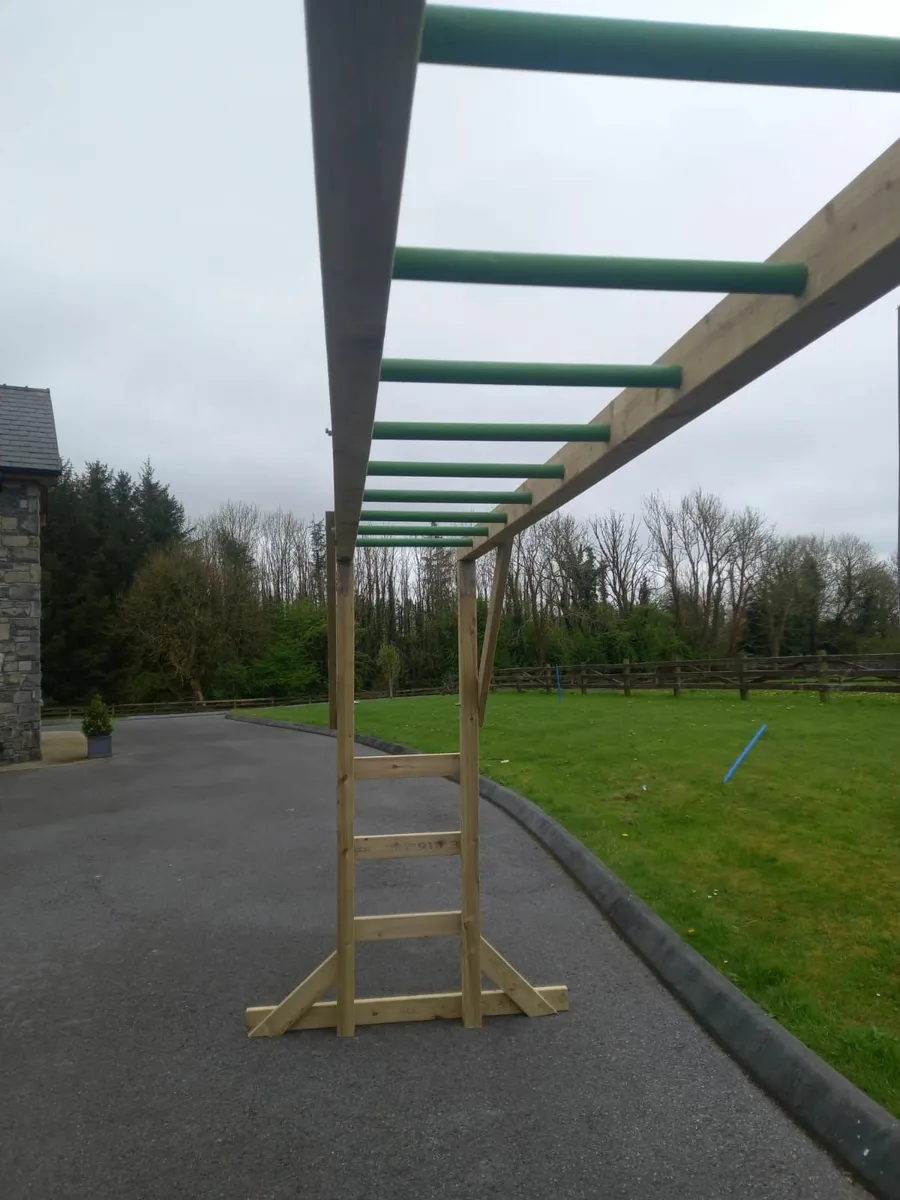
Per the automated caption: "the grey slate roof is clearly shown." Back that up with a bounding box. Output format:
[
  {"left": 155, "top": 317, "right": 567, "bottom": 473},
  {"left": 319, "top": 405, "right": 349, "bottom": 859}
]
[{"left": 0, "top": 386, "right": 61, "bottom": 476}]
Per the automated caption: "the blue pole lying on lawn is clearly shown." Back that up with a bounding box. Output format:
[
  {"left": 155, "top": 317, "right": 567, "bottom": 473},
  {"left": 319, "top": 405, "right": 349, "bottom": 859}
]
[
  {"left": 723, "top": 723, "right": 767, "bottom": 783},
  {"left": 555, "top": 663, "right": 563, "bottom": 704}
]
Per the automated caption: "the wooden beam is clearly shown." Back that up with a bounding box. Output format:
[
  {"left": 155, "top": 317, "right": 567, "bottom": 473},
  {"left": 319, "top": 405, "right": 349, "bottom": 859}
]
[
  {"left": 247, "top": 953, "right": 338, "bottom": 1038},
  {"left": 305, "top": 0, "right": 427, "bottom": 558},
  {"left": 246, "top": 986, "right": 570, "bottom": 1031},
  {"left": 354, "top": 911, "right": 461, "bottom": 940},
  {"left": 461, "top": 138, "right": 900, "bottom": 560},
  {"left": 477, "top": 540, "right": 512, "bottom": 726},
  {"left": 480, "top": 938, "right": 558, "bottom": 1017},
  {"left": 325, "top": 510, "right": 337, "bottom": 730},
  {"left": 336, "top": 558, "right": 356, "bottom": 1036},
  {"left": 354, "top": 752, "right": 460, "bottom": 780},
  {"left": 354, "top": 831, "right": 461, "bottom": 860},
  {"left": 457, "top": 558, "right": 482, "bottom": 1028}
]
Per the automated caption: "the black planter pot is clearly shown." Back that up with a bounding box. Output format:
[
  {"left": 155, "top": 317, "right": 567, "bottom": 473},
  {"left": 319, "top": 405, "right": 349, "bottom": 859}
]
[{"left": 86, "top": 733, "right": 113, "bottom": 759}]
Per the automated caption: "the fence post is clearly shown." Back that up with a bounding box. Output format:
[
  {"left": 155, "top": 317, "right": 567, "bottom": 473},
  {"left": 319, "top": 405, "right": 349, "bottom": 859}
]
[
  {"left": 738, "top": 652, "right": 748, "bottom": 701},
  {"left": 818, "top": 650, "right": 830, "bottom": 702},
  {"left": 545, "top": 664, "right": 552, "bottom": 694},
  {"left": 673, "top": 662, "right": 682, "bottom": 699},
  {"left": 579, "top": 663, "right": 586, "bottom": 694},
  {"left": 623, "top": 657, "right": 632, "bottom": 698}
]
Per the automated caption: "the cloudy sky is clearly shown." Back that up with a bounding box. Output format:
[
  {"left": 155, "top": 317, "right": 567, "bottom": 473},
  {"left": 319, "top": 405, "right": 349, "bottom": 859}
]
[{"left": 1, "top": 0, "right": 899, "bottom": 551}]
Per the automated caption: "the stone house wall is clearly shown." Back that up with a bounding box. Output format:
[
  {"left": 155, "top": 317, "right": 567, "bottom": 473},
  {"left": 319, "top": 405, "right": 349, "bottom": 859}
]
[{"left": 0, "top": 479, "right": 42, "bottom": 764}]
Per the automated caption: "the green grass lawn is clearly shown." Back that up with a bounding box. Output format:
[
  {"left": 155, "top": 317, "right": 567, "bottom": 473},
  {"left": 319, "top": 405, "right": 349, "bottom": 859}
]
[{"left": 248, "top": 689, "right": 900, "bottom": 1116}]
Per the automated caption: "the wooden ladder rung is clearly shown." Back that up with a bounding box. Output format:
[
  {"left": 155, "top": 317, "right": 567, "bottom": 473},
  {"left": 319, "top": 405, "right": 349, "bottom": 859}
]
[
  {"left": 354, "top": 911, "right": 461, "bottom": 941},
  {"left": 354, "top": 831, "right": 461, "bottom": 860},
  {"left": 353, "top": 753, "right": 460, "bottom": 781}
]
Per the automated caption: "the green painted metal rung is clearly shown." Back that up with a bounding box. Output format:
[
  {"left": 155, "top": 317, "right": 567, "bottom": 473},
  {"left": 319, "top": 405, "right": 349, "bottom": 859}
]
[
  {"left": 363, "top": 489, "right": 531, "bottom": 504},
  {"left": 372, "top": 422, "right": 610, "bottom": 442},
  {"left": 380, "top": 359, "right": 682, "bottom": 389},
  {"left": 367, "top": 461, "right": 564, "bottom": 479},
  {"left": 420, "top": 5, "right": 900, "bottom": 93},
  {"left": 357, "top": 538, "right": 474, "bottom": 548},
  {"left": 393, "top": 248, "right": 808, "bottom": 296},
  {"left": 361, "top": 509, "right": 508, "bottom": 523},
  {"left": 358, "top": 524, "right": 491, "bottom": 537}
]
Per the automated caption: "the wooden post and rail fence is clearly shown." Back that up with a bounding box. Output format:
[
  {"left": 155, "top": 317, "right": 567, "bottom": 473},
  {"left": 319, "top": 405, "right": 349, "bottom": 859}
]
[
  {"left": 43, "top": 652, "right": 900, "bottom": 721},
  {"left": 480, "top": 651, "right": 900, "bottom": 700}
]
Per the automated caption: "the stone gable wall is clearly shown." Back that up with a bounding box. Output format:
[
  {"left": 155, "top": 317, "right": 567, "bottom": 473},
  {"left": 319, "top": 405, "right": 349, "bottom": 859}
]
[{"left": 0, "top": 480, "right": 42, "bottom": 764}]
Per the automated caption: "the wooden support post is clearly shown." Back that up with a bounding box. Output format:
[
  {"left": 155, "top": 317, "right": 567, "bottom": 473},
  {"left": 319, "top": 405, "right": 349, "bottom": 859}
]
[
  {"left": 336, "top": 557, "right": 356, "bottom": 1036},
  {"left": 458, "top": 558, "right": 482, "bottom": 1028},
  {"left": 580, "top": 663, "right": 586, "bottom": 695},
  {"left": 818, "top": 649, "right": 830, "bottom": 703},
  {"left": 623, "top": 657, "right": 632, "bottom": 698},
  {"left": 477, "top": 540, "right": 512, "bottom": 726},
  {"left": 673, "top": 661, "right": 682, "bottom": 699},
  {"left": 738, "top": 651, "right": 748, "bottom": 701},
  {"left": 326, "top": 511, "right": 337, "bottom": 731},
  {"left": 545, "top": 664, "right": 552, "bottom": 694}
]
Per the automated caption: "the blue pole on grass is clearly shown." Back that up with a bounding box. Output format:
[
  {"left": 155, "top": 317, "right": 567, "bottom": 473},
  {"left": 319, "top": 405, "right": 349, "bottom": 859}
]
[
  {"left": 723, "top": 723, "right": 767, "bottom": 783},
  {"left": 555, "top": 662, "right": 563, "bottom": 704}
]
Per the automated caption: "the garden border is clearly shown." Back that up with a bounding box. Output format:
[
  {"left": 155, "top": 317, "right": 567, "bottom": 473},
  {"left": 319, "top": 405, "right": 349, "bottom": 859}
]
[{"left": 227, "top": 712, "right": 900, "bottom": 1198}]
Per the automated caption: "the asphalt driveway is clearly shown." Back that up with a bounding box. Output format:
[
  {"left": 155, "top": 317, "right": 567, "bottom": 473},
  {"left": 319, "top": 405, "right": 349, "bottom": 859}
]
[{"left": 0, "top": 715, "right": 865, "bottom": 1199}]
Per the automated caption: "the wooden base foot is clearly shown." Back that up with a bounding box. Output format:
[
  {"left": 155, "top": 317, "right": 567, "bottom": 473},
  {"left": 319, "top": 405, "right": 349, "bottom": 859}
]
[{"left": 246, "top": 985, "right": 568, "bottom": 1033}]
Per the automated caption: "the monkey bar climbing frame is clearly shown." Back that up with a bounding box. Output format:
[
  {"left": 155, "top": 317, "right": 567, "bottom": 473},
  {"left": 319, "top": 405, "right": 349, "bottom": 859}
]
[{"left": 246, "top": 1, "right": 900, "bottom": 1036}]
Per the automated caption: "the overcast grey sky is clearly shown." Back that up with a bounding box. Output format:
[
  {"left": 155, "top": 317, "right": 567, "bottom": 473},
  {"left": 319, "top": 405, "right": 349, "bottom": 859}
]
[{"left": 1, "top": 0, "right": 899, "bottom": 551}]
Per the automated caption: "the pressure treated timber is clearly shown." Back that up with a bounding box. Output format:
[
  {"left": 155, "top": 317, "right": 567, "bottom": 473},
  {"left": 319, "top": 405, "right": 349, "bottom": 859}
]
[
  {"left": 478, "top": 540, "right": 512, "bottom": 726},
  {"left": 354, "top": 752, "right": 460, "bottom": 780},
  {"left": 361, "top": 509, "right": 508, "bottom": 523},
  {"left": 457, "top": 558, "right": 482, "bottom": 1028},
  {"left": 358, "top": 524, "right": 491, "bottom": 536},
  {"left": 393, "top": 247, "right": 808, "bottom": 295},
  {"left": 305, "top": 0, "right": 427, "bottom": 559},
  {"left": 247, "top": 952, "right": 338, "bottom": 1038},
  {"left": 420, "top": 5, "right": 900, "bottom": 92},
  {"left": 357, "top": 538, "right": 474, "bottom": 547},
  {"left": 380, "top": 358, "right": 683, "bottom": 389},
  {"left": 335, "top": 558, "right": 356, "bottom": 1036},
  {"left": 354, "top": 831, "right": 461, "bottom": 860},
  {"left": 368, "top": 461, "right": 565, "bottom": 478},
  {"left": 354, "top": 911, "right": 461, "bottom": 940},
  {"left": 325, "top": 511, "right": 337, "bottom": 730},
  {"left": 480, "top": 938, "right": 558, "bottom": 1017},
  {"left": 364, "top": 489, "right": 532, "bottom": 504},
  {"left": 463, "top": 138, "right": 900, "bottom": 561},
  {"left": 371, "top": 422, "right": 611, "bottom": 442},
  {"left": 245, "top": 986, "right": 570, "bottom": 1031}
]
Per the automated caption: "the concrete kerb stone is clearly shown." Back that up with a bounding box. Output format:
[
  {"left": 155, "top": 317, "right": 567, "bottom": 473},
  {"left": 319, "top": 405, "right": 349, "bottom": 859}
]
[{"left": 226, "top": 712, "right": 900, "bottom": 1199}]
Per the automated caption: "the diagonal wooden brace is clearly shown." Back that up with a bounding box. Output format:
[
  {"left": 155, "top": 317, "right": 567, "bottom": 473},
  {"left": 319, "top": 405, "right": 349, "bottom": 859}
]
[
  {"left": 478, "top": 540, "right": 513, "bottom": 726},
  {"left": 248, "top": 952, "right": 338, "bottom": 1038},
  {"left": 480, "top": 938, "right": 558, "bottom": 1016}
]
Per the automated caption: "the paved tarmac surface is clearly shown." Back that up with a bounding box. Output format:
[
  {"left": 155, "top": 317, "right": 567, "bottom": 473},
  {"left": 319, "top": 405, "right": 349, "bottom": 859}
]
[{"left": 0, "top": 716, "right": 867, "bottom": 1199}]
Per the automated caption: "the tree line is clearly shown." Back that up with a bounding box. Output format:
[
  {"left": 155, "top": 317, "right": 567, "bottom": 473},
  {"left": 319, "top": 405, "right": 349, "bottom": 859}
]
[{"left": 41, "top": 462, "right": 900, "bottom": 705}]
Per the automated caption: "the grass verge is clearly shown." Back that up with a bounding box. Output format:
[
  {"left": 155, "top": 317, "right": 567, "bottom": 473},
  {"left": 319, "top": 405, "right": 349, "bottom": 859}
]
[{"left": 246, "top": 689, "right": 900, "bottom": 1116}]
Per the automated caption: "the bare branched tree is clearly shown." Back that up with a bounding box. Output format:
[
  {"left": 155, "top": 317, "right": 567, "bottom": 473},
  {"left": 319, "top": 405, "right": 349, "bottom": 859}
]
[
  {"left": 725, "top": 507, "right": 773, "bottom": 653},
  {"left": 588, "top": 510, "right": 651, "bottom": 614}
]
